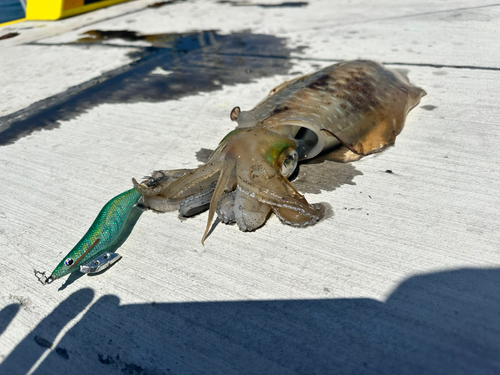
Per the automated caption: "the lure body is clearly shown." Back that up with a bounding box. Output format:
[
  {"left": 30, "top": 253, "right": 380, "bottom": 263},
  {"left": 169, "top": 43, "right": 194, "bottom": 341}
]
[
  {"left": 37, "top": 188, "right": 141, "bottom": 284},
  {"left": 134, "top": 60, "right": 426, "bottom": 242}
]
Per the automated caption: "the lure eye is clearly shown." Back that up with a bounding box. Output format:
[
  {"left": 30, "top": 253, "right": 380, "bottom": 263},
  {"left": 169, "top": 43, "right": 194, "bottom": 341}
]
[
  {"left": 64, "top": 258, "right": 74, "bottom": 267},
  {"left": 277, "top": 147, "right": 298, "bottom": 178}
]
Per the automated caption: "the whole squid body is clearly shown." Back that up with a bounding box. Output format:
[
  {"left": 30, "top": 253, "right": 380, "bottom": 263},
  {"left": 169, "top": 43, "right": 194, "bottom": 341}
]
[
  {"left": 36, "top": 60, "right": 426, "bottom": 285},
  {"left": 134, "top": 60, "right": 426, "bottom": 243}
]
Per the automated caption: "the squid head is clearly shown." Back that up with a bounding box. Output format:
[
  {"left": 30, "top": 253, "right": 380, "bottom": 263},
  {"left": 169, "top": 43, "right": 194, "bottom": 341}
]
[{"left": 135, "top": 127, "right": 322, "bottom": 243}]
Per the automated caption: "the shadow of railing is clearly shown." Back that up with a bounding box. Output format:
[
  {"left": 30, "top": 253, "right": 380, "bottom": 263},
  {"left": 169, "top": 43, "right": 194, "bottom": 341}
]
[{"left": 1, "top": 268, "right": 499, "bottom": 374}]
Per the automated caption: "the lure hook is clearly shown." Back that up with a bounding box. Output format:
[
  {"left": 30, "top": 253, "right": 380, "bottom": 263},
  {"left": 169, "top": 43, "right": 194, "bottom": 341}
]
[{"left": 34, "top": 269, "right": 53, "bottom": 285}]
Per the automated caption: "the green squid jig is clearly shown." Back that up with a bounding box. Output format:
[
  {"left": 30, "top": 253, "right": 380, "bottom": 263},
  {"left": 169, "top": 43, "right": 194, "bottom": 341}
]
[{"left": 35, "top": 188, "right": 141, "bottom": 285}]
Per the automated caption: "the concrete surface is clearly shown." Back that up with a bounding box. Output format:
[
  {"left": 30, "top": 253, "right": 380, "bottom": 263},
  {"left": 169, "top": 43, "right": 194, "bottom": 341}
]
[{"left": 1, "top": 0, "right": 499, "bottom": 374}]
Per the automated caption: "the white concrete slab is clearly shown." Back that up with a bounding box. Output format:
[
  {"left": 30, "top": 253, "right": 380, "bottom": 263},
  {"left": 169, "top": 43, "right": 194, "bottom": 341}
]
[{"left": 0, "top": 0, "right": 499, "bottom": 374}]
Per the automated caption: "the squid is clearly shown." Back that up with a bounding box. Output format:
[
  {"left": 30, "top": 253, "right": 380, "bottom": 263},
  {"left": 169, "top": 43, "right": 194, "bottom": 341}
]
[
  {"left": 133, "top": 60, "right": 426, "bottom": 243},
  {"left": 36, "top": 60, "right": 426, "bottom": 284}
]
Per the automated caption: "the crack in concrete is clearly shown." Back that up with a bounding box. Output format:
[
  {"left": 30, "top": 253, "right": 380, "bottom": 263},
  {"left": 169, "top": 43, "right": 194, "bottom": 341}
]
[{"left": 300, "top": 3, "right": 500, "bottom": 31}]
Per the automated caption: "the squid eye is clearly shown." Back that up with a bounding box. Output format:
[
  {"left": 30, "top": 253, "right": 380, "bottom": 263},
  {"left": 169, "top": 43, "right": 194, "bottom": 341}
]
[
  {"left": 64, "top": 258, "right": 74, "bottom": 267},
  {"left": 277, "top": 147, "right": 298, "bottom": 178}
]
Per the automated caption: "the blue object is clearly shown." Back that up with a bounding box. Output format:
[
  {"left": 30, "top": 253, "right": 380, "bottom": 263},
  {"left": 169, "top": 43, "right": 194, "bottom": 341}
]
[{"left": 0, "top": 0, "right": 25, "bottom": 24}]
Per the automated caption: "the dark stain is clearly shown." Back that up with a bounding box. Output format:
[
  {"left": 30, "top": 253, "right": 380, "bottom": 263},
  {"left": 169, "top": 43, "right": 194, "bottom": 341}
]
[
  {"left": 98, "top": 354, "right": 115, "bottom": 365},
  {"left": 432, "top": 70, "right": 448, "bottom": 76},
  {"left": 34, "top": 335, "right": 52, "bottom": 348},
  {"left": 76, "top": 29, "right": 209, "bottom": 48},
  {"left": 56, "top": 346, "right": 69, "bottom": 359},
  {"left": 147, "top": 0, "right": 185, "bottom": 8},
  {"left": 97, "top": 352, "right": 145, "bottom": 374},
  {"left": 0, "top": 30, "right": 296, "bottom": 146},
  {"left": 122, "top": 363, "right": 145, "bottom": 374},
  {"left": 421, "top": 105, "right": 437, "bottom": 111},
  {"left": 77, "top": 29, "right": 143, "bottom": 42},
  {"left": 218, "top": 1, "right": 308, "bottom": 8},
  {"left": 0, "top": 32, "right": 19, "bottom": 40}
]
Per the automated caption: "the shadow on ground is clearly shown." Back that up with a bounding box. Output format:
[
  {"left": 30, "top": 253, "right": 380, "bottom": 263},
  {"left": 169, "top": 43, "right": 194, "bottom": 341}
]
[
  {"left": 1, "top": 268, "right": 499, "bottom": 374},
  {"left": 0, "top": 304, "right": 20, "bottom": 337},
  {"left": 0, "top": 30, "right": 299, "bottom": 146}
]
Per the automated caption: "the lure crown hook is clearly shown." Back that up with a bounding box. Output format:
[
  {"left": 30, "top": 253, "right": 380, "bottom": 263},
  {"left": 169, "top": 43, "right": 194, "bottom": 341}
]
[{"left": 34, "top": 269, "right": 53, "bottom": 285}]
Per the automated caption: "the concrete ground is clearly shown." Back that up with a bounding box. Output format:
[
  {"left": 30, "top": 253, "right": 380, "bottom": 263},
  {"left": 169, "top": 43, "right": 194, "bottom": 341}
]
[{"left": 1, "top": 0, "right": 499, "bottom": 374}]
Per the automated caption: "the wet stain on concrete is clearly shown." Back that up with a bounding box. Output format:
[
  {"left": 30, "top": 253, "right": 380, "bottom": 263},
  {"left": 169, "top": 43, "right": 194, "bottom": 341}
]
[
  {"left": 98, "top": 354, "right": 115, "bottom": 365},
  {"left": 76, "top": 29, "right": 203, "bottom": 47},
  {"left": 56, "top": 347, "right": 69, "bottom": 359},
  {"left": 97, "top": 352, "right": 146, "bottom": 374},
  {"left": 421, "top": 104, "right": 437, "bottom": 111},
  {"left": 147, "top": 0, "right": 185, "bottom": 8},
  {"left": 34, "top": 335, "right": 52, "bottom": 348},
  {"left": 0, "top": 32, "right": 19, "bottom": 40},
  {"left": 432, "top": 70, "right": 448, "bottom": 76},
  {"left": 0, "top": 30, "right": 296, "bottom": 146},
  {"left": 218, "top": 1, "right": 308, "bottom": 7}
]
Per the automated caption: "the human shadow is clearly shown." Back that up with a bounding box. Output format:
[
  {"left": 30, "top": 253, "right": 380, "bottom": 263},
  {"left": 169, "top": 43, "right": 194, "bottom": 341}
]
[
  {"left": 1, "top": 268, "right": 499, "bottom": 374},
  {"left": 0, "top": 289, "right": 94, "bottom": 374},
  {"left": 0, "top": 304, "right": 20, "bottom": 337}
]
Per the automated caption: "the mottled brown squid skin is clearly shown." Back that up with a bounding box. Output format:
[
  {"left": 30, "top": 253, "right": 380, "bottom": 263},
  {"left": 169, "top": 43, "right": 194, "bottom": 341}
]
[
  {"left": 242, "top": 59, "right": 426, "bottom": 159},
  {"left": 135, "top": 60, "right": 426, "bottom": 241}
]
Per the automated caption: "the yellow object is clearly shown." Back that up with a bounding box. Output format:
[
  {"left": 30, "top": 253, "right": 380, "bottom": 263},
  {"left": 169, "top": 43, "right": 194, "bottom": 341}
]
[
  {"left": 0, "top": 18, "right": 27, "bottom": 27},
  {"left": 26, "top": 0, "right": 130, "bottom": 20}
]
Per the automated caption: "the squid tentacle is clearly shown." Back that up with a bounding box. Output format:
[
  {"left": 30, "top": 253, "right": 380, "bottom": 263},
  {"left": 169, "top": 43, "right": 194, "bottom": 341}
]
[
  {"left": 201, "top": 160, "right": 236, "bottom": 244},
  {"left": 178, "top": 181, "right": 217, "bottom": 217}
]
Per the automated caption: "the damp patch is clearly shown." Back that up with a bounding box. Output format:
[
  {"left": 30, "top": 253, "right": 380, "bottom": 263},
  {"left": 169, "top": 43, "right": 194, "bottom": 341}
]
[
  {"left": 147, "top": 0, "right": 186, "bottom": 8},
  {"left": 0, "top": 30, "right": 297, "bottom": 146},
  {"left": 0, "top": 32, "right": 19, "bottom": 40},
  {"left": 421, "top": 105, "right": 437, "bottom": 111},
  {"left": 217, "top": 1, "right": 308, "bottom": 8},
  {"left": 34, "top": 335, "right": 53, "bottom": 349}
]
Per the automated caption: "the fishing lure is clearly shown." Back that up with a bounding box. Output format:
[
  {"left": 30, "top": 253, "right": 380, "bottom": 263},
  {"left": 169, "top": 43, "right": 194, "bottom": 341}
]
[
  {"left": 35, "top": 188, "right": 141, "bottom": 285},
  {"left": 36, "top": 60, "right": 426, "bottom": 284}
]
